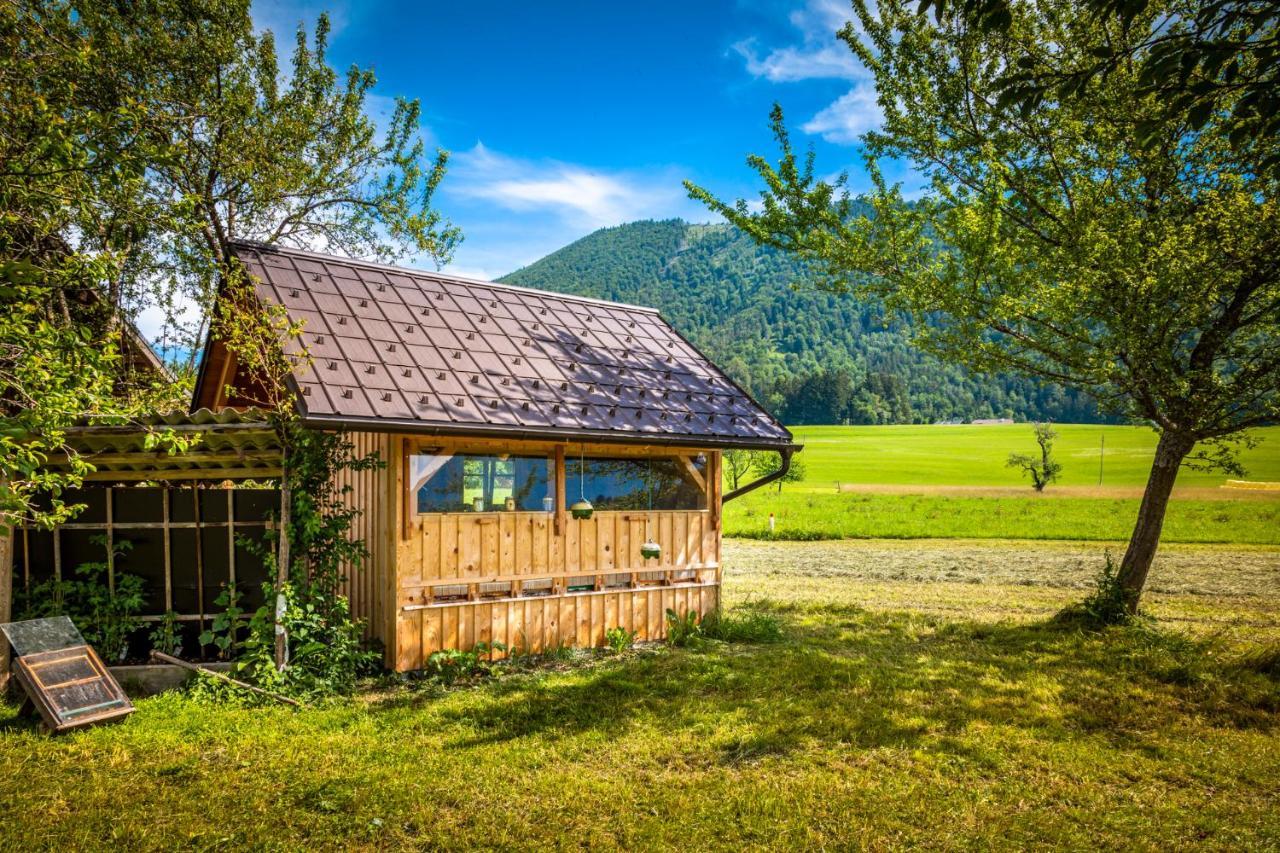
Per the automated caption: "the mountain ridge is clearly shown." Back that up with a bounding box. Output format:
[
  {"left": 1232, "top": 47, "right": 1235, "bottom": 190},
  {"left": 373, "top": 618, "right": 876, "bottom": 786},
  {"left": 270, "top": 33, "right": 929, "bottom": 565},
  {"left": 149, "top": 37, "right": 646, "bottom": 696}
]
[{"left": 499, "top": 219, "right": 1103, "bottom": 425}]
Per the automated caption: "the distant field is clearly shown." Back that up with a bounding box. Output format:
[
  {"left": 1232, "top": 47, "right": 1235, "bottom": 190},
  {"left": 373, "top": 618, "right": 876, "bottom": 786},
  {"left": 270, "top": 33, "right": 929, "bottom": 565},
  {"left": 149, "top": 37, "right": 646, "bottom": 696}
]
[
  {"left": 787, "top": 424, "right": 1280, "bottom": 489},
  {"left": 724, "top": 424, "right": 1280, "bottom": 544}
]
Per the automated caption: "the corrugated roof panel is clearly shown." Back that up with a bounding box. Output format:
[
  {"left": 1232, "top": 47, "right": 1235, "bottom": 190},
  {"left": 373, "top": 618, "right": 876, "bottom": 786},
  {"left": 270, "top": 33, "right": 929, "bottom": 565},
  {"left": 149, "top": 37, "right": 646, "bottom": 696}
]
[{"left": 225, "top": 242, "right": 792, "bottom": 447}]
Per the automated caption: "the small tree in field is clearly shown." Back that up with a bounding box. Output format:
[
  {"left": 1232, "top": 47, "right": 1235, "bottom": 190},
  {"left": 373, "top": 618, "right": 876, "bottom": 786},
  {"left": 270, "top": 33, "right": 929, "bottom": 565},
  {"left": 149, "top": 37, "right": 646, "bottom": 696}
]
[
  {"left": 1007, "top": 423, "right": 1061, "bottom": 492},
  {"left": 753, "top": 452, "right": 806, "bottom": 493},
  {"left": 687, "top": 0, "right": 1280, "bottom": 614},
  {"left": 722, "top": 449, "right": 759, "bottom": 491}
]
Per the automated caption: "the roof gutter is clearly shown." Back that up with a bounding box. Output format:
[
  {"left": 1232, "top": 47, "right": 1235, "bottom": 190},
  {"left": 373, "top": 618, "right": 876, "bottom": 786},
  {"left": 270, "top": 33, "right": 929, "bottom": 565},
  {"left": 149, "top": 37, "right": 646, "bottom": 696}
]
[
  {"left": 300, "top": 413, "right": 798, "bottom": 452},
  {"left": 723, "top": 446, "right": 797, "bottom": 503}
]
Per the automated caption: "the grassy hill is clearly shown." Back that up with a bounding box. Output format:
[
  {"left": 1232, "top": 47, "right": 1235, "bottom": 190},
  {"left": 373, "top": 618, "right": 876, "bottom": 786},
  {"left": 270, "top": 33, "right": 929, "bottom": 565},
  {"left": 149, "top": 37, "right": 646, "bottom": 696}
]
[{"left": 499, "top": 219, "right": 1104, "bottom": 424}]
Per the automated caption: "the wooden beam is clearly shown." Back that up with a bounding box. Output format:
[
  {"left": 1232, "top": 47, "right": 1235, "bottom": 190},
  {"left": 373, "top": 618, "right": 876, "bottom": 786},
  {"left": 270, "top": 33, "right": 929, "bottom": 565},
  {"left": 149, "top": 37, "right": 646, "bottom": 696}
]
[
  {"left": 0, "top": 511, "right": 12, "bottom": 695},
  {"left": 162, "top": 488, "right": 172, "bottom": 612},
  {"left": 554, "top": 444, "right": 566, "bottom": 536},
  {"left": 79, "top": 467, "right": 283, "bottom": 483},
  {"left": 676, "top": 455, "right": 707, "bottom": 493}
]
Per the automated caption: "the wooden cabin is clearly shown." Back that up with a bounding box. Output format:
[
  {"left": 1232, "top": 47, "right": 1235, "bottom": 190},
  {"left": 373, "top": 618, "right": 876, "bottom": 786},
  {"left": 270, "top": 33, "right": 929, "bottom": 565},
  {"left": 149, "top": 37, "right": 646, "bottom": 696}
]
[{"left": 192, "top": 241, "right": 796, "bottom": 670}]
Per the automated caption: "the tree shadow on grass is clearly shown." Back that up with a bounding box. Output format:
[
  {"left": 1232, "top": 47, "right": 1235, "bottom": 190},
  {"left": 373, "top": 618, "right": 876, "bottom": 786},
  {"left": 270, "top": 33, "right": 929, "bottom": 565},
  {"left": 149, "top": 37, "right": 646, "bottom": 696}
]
[{"left": 372, "top": 603, "right": 1279, "bottom": 764}]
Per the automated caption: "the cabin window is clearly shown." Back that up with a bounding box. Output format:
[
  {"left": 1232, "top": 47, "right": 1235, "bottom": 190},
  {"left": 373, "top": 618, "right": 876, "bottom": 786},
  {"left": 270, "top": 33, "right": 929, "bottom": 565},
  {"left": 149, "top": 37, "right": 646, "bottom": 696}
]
[
  {"left": 567, "top": 456, "right": 707, "bottom": 511},
  {"left": 412, "top": 453, "right": 553, "bottom": 513}
]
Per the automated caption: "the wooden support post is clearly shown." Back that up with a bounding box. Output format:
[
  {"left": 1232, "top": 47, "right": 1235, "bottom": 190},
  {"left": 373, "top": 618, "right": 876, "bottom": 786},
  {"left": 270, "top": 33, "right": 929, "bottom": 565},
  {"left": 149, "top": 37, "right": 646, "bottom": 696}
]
[
  {"left": 193, "top": 488, "right": 205, "bottom": 634},
  {"left": 105, "top": 487, "right": 114, "bottom": 593},
  {"left": 226, "top": 487, "right": 236, "bottom": 589},
  {"left": 274, "top": 462, "right": 291, "bottom": 671},
  {"left": 1, "top": 513, "right": 12, "bottom": 695},
  {"left": 162, "top": 487, "right": 172, "bottom": 612},
  {"left": 553, "top": 444, "right": 567, "bottom": 536}
]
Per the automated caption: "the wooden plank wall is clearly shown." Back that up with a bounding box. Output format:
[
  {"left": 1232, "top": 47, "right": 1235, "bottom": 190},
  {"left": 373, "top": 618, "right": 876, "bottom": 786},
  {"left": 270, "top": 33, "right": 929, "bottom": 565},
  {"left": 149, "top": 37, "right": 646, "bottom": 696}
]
[
  {"left": 387, "top": 439, "right": 723, "bottom": 671},
  {"left": 333, "top": 432, "right": 397, "bottom": 661}
]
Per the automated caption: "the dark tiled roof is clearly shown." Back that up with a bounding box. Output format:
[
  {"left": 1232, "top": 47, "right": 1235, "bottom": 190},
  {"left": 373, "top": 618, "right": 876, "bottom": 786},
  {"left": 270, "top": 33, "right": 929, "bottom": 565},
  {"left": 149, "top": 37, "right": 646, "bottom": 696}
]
[{"left": 230, "top": 241, "right": 792, "bottom": 448}]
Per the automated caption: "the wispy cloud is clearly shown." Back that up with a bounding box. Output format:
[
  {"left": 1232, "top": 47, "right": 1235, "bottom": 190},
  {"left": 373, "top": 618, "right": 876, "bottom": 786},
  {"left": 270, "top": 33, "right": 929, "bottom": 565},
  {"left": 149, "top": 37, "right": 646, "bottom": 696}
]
[
  {"left": 436, "top": 143, "right": 705, "bottom": 279},
  {"left": 735, "top": 0, "right": 882, "bottom": 143},
  {"left": 251, "top": 0, "right": 351, "bottom": 39}
]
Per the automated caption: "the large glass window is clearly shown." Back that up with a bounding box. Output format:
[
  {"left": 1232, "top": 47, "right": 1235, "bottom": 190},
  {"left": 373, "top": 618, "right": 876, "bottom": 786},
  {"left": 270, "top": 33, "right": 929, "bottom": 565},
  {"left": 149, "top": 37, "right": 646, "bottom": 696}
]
[
  {"left": 566, "top": 456, "right": 707, "bottom": 512},
  {"left": 413, "top": 453, "right": 553, "bottom": 513}
]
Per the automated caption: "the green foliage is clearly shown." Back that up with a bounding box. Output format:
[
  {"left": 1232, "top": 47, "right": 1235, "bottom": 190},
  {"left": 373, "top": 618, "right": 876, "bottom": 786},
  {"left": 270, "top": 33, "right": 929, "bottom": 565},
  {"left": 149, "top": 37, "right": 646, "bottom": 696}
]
[
  {"left": 1006, "top": 422, "right": 1062, "bottom": 492},
  {"left": 17, "top": 537, "right": 145, "bottom": 661},
  {"left": 230, "top": 585, "right": 379, "bottom": 698},
  {"left": 424, "top": 642, "right": 506, "bottom": 685},
  {"left": 605, "top": 626, "right": 637, "bottom": 653},
  {"left": 1055, "top": 553, "right": 1142, "bottom": 628},
  {"left": 501, "top": 220, "right": 1104, "bottom": 425},
  {"left": 699, "top": 607, "right": 784, "bottom": 644},
  {"left": 198, "top": 584, "right": 250, "bottom": 660},
  {"left": 149, "top": 611, "right": 183, "bottom": 657},
  {"left": 665, "top": 608, "right": 704, "bottom": 648}
]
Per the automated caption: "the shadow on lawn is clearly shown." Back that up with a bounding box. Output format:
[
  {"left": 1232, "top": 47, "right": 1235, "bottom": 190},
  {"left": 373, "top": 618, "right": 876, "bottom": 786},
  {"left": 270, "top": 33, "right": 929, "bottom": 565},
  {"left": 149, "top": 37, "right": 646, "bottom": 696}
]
[{"left": 376, "top": 604, "right": 1279, "bottom": 763}]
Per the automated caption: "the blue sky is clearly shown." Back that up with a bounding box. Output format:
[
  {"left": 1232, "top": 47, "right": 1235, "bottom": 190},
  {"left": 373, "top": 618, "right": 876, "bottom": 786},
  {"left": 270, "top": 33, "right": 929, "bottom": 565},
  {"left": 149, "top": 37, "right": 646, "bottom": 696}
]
[{"left": 253, "top": 0, "right": 915, "bottom": 280}]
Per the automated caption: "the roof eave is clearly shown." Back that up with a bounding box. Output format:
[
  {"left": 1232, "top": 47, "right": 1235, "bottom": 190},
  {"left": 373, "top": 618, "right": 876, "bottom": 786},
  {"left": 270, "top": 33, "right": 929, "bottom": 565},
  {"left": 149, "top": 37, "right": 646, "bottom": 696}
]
[{"left": 300, "top": 413, "right": 797, "bottom": 452}]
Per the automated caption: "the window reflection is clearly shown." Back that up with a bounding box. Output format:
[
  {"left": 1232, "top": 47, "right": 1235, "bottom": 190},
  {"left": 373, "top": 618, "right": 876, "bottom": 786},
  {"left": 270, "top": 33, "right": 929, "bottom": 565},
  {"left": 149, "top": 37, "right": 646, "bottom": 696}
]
[
  {"left": 412, "top": 454, "right": 552, "bottom": 513},
  {"left": 567, "top": 456, "right": 706, "bottom": 511}
]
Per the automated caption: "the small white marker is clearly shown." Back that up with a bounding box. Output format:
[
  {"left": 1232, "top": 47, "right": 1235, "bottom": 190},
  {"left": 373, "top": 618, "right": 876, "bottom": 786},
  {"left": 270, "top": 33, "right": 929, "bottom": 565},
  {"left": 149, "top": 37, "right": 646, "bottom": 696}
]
[{"left": 768, "top": 512, "right": 775, "bottom": 534}]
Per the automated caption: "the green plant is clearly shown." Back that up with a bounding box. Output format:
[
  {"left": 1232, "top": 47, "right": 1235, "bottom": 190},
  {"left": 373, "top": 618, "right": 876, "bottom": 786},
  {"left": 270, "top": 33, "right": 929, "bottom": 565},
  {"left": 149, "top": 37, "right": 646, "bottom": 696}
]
[
  {"left": 700, "top": 608, "right": 784, "bottom": 644},
  {"left": 605, "top": 626, "right": 637, "bottom": 654},
  {"left": 149, "top": 610, "right": 183, "bottom": 657},
  {"left": 665, "top": 608, "right": 704, "bottom": 648},
  {"left": 231, "top": 584, "right": 379, "bottom": 698},
  {"left": 424, "top": 641, "right": 506, "bottom": 685},
  {"left": 1055, "top": 552, "right": 1141, "bottom": 629},
  {"left": 17, "top": 535, "right": 146, "bottom": 661},
  {"left": 1007, "top": 422, "right": 1063, "bottom": 492},
  {"left": 199, "top": 584, "right": 250, "bottom": 660}
]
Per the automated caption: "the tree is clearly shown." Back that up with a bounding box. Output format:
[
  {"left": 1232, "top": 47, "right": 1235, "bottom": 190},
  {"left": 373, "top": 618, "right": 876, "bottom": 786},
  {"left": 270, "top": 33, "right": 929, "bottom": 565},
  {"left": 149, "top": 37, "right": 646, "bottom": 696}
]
[
  {"left": 73, "top": 1, "right": 460, "bottom": 360},
  {"left": 753, "top": 452, "right": 806, "bottom": 493},
  {"left": 722, "top": 449, "right": 760, "bottom": 492},
  {"left": 1007, "top": 423, "right": 1061, "bottom": 492},
  {"left": 687, "top": 0, "right": 1280, "bottom": 612},
  {"left": 926, "top": 0, "right": 1280, "bottom": 176}
]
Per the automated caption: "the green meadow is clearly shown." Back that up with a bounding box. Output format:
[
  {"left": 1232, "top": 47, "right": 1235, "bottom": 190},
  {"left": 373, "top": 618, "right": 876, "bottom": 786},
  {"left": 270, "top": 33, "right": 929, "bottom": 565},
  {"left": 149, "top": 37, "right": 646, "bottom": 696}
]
[
  {"left": 785, "top": 424, "right": 1280, "bottom": 488},
  {"left": 724, "top": 425, "right": 1280, "bottom": 544}
]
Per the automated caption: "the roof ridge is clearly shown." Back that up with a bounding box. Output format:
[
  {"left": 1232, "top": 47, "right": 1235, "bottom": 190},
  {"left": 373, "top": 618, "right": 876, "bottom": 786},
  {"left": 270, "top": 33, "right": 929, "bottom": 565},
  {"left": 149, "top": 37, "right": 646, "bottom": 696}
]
[{"left": 228, "top": 239, "right": 660, "bottom": 315}]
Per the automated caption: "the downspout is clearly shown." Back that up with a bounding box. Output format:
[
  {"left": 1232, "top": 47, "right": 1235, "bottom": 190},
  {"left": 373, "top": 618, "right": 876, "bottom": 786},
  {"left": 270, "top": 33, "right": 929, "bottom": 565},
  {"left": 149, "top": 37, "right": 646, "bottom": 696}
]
[{"left": 723, "top": 447, "right": 798, "bottom": 503}]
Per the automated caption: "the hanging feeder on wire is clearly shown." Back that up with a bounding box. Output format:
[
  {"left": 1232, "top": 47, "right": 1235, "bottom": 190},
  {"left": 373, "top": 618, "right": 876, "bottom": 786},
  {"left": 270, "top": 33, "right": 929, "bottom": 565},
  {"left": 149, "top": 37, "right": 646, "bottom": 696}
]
[
  {"left": 571, "top": 445, "right": 594, "bottom": 519},
  {"left": 640, "top": 456, "right": 661, "bottom": 561}
]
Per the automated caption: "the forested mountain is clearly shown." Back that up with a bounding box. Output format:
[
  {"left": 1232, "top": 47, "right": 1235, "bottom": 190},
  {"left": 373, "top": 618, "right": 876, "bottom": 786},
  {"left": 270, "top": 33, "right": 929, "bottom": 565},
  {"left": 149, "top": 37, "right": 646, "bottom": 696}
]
[{"left": 499, "top": 219, "right": 1106, "bottom": 424}]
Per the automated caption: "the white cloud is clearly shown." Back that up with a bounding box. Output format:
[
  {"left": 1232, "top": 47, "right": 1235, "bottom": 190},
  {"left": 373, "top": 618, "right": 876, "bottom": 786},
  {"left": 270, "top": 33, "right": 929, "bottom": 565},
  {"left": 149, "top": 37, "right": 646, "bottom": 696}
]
[
  {"left": 447, "top": 144, "right": 696, "bottom": 232},
  {"left": 736, "top": 0, "right": 883, "bottom": 143},
  {"left": 801, "top": 86, "right": 882, "bottom": 143},
  {"left": 436, "top": 143, "right": 708, "bottom": 279}
]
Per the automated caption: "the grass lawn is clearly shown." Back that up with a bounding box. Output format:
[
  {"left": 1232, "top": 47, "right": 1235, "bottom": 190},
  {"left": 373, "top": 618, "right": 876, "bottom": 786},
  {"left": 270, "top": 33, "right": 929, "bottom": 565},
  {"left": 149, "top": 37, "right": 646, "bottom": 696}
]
[
  {"left": 1, "top": 540, "right": 1276, "bottom": 850},
  {"left": 724, "top": 490, "right": 1280, "bottom": 544}
]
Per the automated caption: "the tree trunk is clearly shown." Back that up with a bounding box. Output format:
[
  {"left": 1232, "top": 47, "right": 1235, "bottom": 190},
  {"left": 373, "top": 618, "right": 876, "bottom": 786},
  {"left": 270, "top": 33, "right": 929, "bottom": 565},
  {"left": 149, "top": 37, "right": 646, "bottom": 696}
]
[
  {"left": 274, "top": 473, "right": 291, "bottom": 670},
  {"left": 1117, "top": 430, "right": 1194, "bottom": 612}
]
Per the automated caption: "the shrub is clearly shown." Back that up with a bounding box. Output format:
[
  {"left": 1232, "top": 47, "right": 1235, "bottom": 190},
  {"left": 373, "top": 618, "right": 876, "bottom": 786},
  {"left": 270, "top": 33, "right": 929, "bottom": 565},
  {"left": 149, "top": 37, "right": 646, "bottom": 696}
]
[
  {"left": 665, "top": 608, "right": 703, "bottom": 647},
  {"left": 424, "top": 641, "right": 505, "bottom": 684},
  {"left": 605, "top": 626, "right": 637, "bottom": 653},
  {"left": 1054, "top": 551, "right": 1139, "bottom": 628}
]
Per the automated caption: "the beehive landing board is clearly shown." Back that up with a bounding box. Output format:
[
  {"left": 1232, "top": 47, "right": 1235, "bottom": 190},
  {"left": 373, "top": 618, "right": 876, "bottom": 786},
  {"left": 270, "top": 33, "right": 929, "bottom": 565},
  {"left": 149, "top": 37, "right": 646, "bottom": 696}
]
[{"left": 227, "top": 241, "right": 792, "bottom": 447}]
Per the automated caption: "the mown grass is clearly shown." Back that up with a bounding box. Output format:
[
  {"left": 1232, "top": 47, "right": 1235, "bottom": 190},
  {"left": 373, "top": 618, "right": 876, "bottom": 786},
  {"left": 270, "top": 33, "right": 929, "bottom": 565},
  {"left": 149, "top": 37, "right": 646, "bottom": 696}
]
[
  {"left": 0, "top": 540, "right": 1277, "bottom": 850},
  {"left": 724, "top": 490, "right": 1280, "bottom": 544},
  {"left": 789, "top": 424, "right": 1280, "bottom": 488}
]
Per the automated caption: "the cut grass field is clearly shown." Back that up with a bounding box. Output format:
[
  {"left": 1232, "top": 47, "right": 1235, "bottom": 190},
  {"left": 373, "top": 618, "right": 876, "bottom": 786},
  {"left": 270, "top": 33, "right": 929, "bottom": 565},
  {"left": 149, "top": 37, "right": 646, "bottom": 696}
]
[
  {"left": 1, "top": 539, "right": 1276, "bottom": 850},
  {"left": 724, "top": 424, "right": 1280, "bottom": 544}
]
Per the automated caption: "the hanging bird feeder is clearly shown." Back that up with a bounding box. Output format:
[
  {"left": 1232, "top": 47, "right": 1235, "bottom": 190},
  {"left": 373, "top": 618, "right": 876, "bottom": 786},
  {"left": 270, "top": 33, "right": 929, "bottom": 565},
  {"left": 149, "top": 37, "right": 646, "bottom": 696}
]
[
  {"left": 571, "top": 445, "right": 594, "bottom": 519},
  {"left": 640, "top": 539, "right": 662, "bottom": 561}
]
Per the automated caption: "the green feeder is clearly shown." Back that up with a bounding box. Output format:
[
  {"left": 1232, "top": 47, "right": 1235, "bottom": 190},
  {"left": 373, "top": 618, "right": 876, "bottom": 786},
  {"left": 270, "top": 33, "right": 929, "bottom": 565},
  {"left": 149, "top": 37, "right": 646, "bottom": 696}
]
[
  {"left": 571, "top": 499, "right": 594, "bottom": 520},
  {"left": 571, "top": 446, "right": 594, "bottom": 519},
  {"left": 640, "top": 539, "right": 662, "bottom": 561}
]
